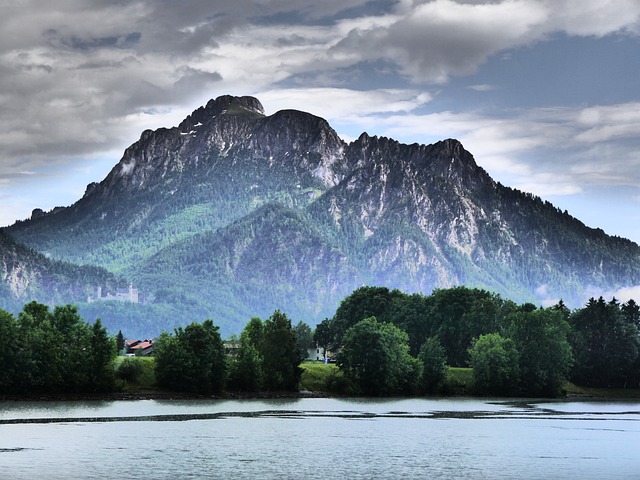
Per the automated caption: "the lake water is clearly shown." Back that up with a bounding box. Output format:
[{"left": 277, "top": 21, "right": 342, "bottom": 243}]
[{"left": 1, "top": 397, "right": 638, "bottom": 479}]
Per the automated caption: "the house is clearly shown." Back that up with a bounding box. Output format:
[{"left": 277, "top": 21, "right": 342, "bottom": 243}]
[
  {"left": 306, "top": 344, "right": 337, "bottom": 362},
  {"left": 125, "top": 339, "right": 153, "bottom": 356},
  {"left": 131, "top": 340, "right": 154, "bottom": 356},
  {"left": 124, "top": 339, "right": 141, "bottom": 354},
  {"left": 224, "top": 340, "right": 240, "bottom": 358}
]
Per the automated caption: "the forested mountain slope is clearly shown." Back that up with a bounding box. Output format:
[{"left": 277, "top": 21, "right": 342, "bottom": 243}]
[
  {"left": 0, "top": 229, "right": 118, "bottom": 311},
  {"left": 4, "top": 95, "right": 640, "bottom": 335}
]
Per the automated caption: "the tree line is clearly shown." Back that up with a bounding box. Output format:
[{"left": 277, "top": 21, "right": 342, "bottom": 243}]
[
  {"left": 0, "top": 302, "right": 115, "bottom": 394},
  {"left": 316, "top": 286, "right": 640, "bottom": 396},
  {"left": 153, "top": 310, "right": 302, "bottom": 394},
  {"left": 1, "top": 286, "right": 638, "bottom": 397}
]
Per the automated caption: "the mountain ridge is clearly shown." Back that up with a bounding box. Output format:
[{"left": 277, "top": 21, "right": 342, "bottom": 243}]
[{"left": 4, "top": 95, "right": 640, "bottom": 335}]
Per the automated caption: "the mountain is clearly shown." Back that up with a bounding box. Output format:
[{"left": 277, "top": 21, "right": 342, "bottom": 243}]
[
  {"left": 0, "top": 229, "right": 119, "bottom": 312},
  {"left": 5, "top": 95, "right": 640, "bottom": 336}
]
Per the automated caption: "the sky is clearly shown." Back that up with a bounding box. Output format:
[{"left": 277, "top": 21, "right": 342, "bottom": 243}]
[{"left": 2, "top": 0, "right": 640, "bottom": 250}]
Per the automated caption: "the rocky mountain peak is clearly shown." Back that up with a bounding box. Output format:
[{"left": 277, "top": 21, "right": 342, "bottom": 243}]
[
  {"left": 178, "top": 95, "right": 265, "bottom": 132},
  {"left": 7, "top": 93, "right": 640, "bottom": 335}
]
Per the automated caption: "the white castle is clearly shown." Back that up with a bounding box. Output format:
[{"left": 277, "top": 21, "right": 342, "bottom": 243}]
[{"left": 88, "top": 284, "right": 139, "bottom": 304}]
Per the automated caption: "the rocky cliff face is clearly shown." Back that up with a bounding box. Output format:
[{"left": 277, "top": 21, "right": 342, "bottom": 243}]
[{"left": 5, "top": 95, "right": 640, "bottom": 334}]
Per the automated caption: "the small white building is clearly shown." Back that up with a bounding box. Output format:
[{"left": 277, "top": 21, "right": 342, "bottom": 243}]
[{"left": 306, "top": 345, "right": 334, "bottom": 362}]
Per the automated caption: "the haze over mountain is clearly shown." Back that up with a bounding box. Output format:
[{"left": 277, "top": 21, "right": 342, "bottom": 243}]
[{"left": 4, "top": 95, "right": 640, "bottom": 336}]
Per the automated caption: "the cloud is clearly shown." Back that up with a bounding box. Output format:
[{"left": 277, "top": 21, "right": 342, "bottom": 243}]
[
  {"left": 259, "top": 88, "right": 432, "bottom": 118},
  {"left": 468, "top": 84, "right": 495, "bottom": 92},
  {"left": 1, "top": 0, "right": 640, "bottom": 229},
  {"left": 539, "top": 0, "right": 640, "bottom": 37},
  {"left": 612, "top": 285, "right": 640, "bottom": 303},
  {"left": 535, "top": 284, "right": 560, "bottom": 307},
  {"left": 324, "top": 0, "right": 640, "bottom": 84}
]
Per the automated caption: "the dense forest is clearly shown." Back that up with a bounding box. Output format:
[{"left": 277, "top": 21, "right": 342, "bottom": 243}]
[{"left": 1, "top": 286, "right": 638, "bottom": 397}]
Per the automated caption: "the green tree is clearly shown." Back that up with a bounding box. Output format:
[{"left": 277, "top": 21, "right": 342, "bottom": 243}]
[
  {"left": 260, "top": 310, "right": 302, "bottom": 391},
  {"left": 17, "top": 302, "right": 64, "bottom": 392},
  {"left": 228, "top": 319, "right": 264, "bottom": 391},
  {"left": 569, "top": 297, "right": 639, "bottom": 387},
  {"left": 293, "top": 321, "right": 314, "bottom": 360},
  {"left": 0, "top": 310, "right": 19, "bottom": 393},
  {"left": 469, "top": 333, "right": 519, "bottom": 396},
  {"left": 331, "top": 286, "right": 406, "bottom": 347},
  {"left": 243, "top": 317, "right": 264, "bottom": 350},
  {"left": 6, "top": 302, "right": 117, "bottom": 394},
  {"left": 392, "top": 293, "right": 432, "bottom": 356},
  {"left": 154, "top": 332, "right": 192, "bottom": 391},
  {"left": 508, "top": 308, "right": 573, "bottom": 396},
  {"left": 49, "top": 305, "right": 92, "bottom": 391},
  {"left": 338, "top": 316, "right": 417, "bottom": 395},
  {"left": 88, "top": 319, "right": 117, "bottom": 392},
  {"left": 313, "top": 318, "right": 332, "bottom": 358},
  {"left": 418, "top": 336, "right": 447, "bottom": 394},
  {"left": 622, "top": 299, "right": 640, "bottom": 329},
  {"left": 154, "top": 319, "right": 227, "bottom": 394},
  {"left": 116, "top": 330, "right": 125, "bottom": 354},
  {"left": 426, "top": 287, "right": 511, "bottom": 367}
]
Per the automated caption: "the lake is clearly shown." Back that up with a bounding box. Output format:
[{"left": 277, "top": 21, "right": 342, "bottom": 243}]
[{"left": 1, "top": 397, "right": 638, "bottom": 479}]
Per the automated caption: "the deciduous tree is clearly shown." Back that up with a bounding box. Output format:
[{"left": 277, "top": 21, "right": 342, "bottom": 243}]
[
  {"left": 338, "top": 316, "right": 418, "bottom": 395},
  {"left": 154, "top": 320, "right": 226, "bottom": 394},
  {"left": 469, "top": 333, "right": 519, "bottom": 396},
  {"left": 418, "top": 336, "right": 447, "bottom": 394}
]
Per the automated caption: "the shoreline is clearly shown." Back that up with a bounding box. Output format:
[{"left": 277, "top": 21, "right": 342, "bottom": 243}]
[
  {"left": 1, "top": 389, "right": 639, "bottom": 403},
  {"left": 0, "top": 389, "right": 335, "bottom": 403}
]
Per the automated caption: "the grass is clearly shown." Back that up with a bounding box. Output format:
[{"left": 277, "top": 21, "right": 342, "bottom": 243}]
[
  {"left": 112, "top": 358, "right": 640, "bottom": 399},
  {"left": 300, "top": 362, "right": 340, "bottom": 392},
  {"left": 300, "top": 362, "right": 476, "bottom": 396},
  {"left": 444, "top": 367, "right": 474, "bottom": 395},
  {"left": 115, "top": 356, "right": 157, "bottom": 392},
  {"left": 563, "top": 381, "right": 640, "bottom": 398}
]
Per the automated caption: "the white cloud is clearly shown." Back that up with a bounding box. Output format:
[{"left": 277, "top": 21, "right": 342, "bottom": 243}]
[
  {"left": 539, "top": 0, "right": 640, "bottom": 37},
  {"left": 258, "top": 88, "right": 432, "bottom": 119},
  {"left": 612, "top": 285, "right": 640, "bottom": 303},
  {"left": 535, "top": 284, "right": 560, "bottom": 307},
  {"left": 468, "top": 84, "right": 495, "bottom": 92}
]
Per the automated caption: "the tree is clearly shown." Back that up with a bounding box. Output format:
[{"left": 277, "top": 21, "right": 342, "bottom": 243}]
[
  {"left": 228, "top": 319, "right": 264, "bottom": 391},
  {"left": 0, "top": 310, "right": 19, "bottom": 393},
  {"left": 508, "top": 308, "right": 573, "bottom": 396},
  {"left": 88, "top": 319, "right": 117, "bottom": 392},
  {"left": 154, "top": 332, "right": 192, "bottom": 391},
  {"left": 338, "top": 316, "right": 418, "bottom": 395},
  {"left": 469, "top": 333, "right": 519, "bottom": 396},
  {"left": 313, "top": 318, "right": 332, "bottom": 359},
  {"left": 293, "top": 321, "right": 314, "bottom": 360},
  {"left": 17, "top": 302, "right": 65, "bottom": 392},
  {"left": 116, "top": 330, "right": 125, "bottom": 354},
  {"left": 569, "top": 297, "right": 639, "bottom": 387},
  {"left": 418, "top": 336, "right": 447, "bottom": 394},
  {"left": 243, "top": 317, "right": 264, "bottom": 350},
  {"left": 392, "top": 294, "right": 432, "bottom": 356},
  {"left": 260, "top": 310, "right": 302, "bottom": 391},
  {"left": 331, "top": 286, "right": 406, "bottom": 347},
  {"left": 426, "top": 287, "right": 511, "bottom": 367},
  {"left": 51, "top": 304, "right": 92, "bottom": 391},
  {"left": 4, "top": 302, "right": 117, "bottom": 394},
  {"left": 622, "top": 299, "right": 640, "bottom": 330},
  {"left": 154, "top": 319, "right": 227, "bottom": 394}
]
